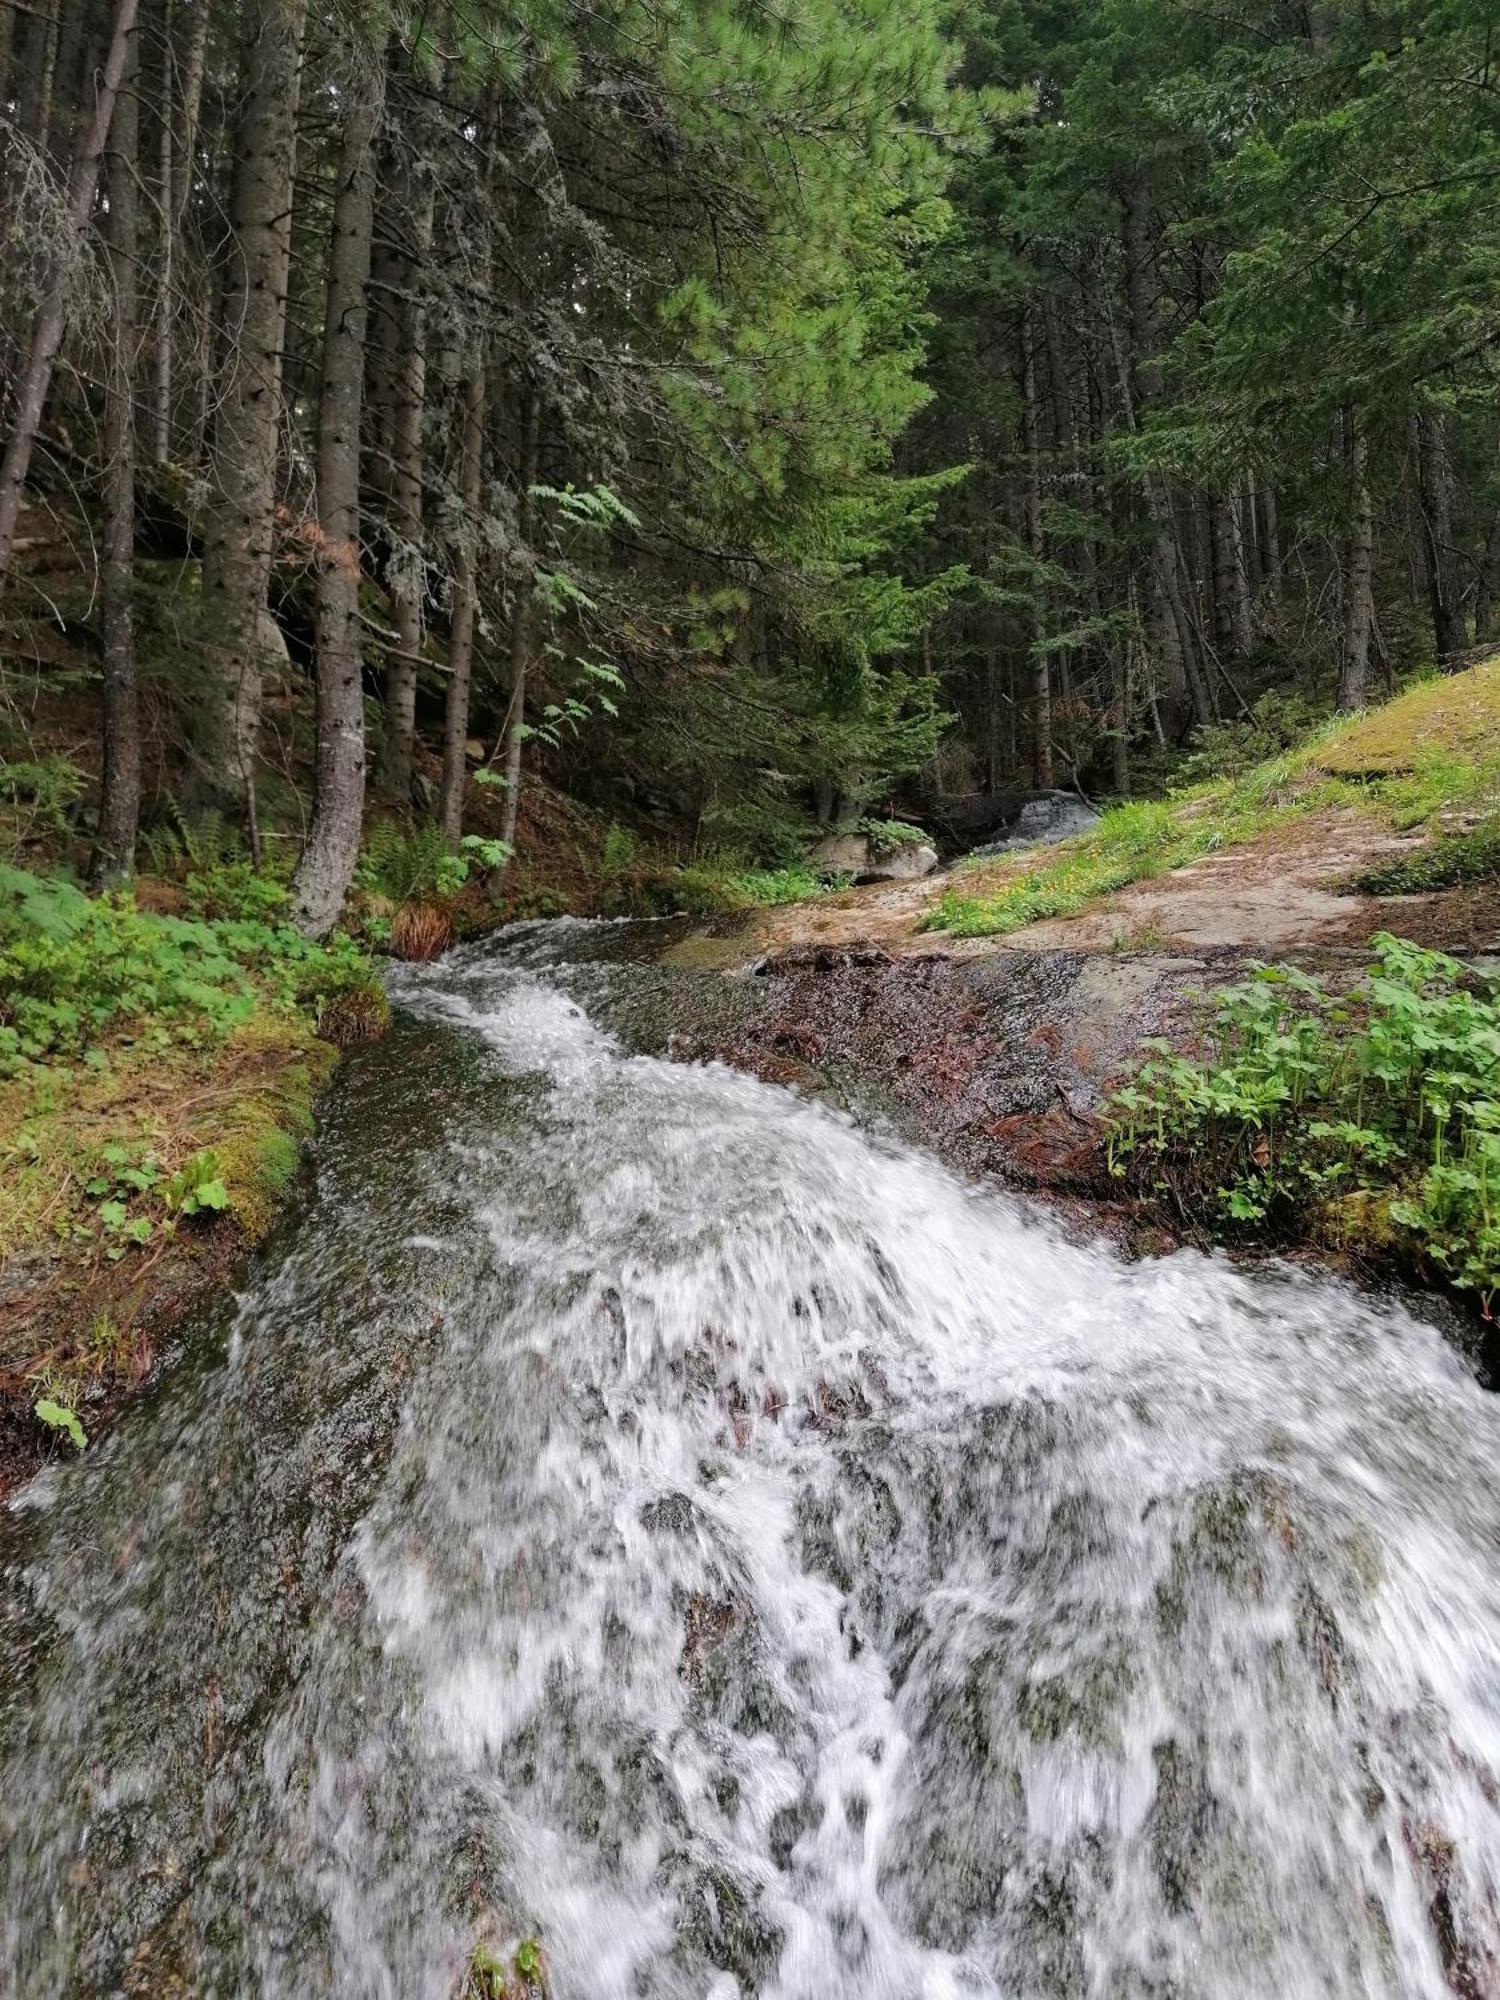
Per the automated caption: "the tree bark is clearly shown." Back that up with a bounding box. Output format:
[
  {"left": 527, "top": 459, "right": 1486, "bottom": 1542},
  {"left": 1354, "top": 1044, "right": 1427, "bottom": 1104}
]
[
  {"left": 377, "top": 141, "right": 436, "bottom": 800},
  {"left": 440, "top": 354, "right": 487, "bottom": 848},
  {"left": 1416, "top": 411, "right": 1466, "bottom": 664},
  {"left": 1118, "top": 185, "right": 1213, "bottom": 726},
  {"left": 0, "top": 0, "right": 142, "bottom": 595},
  {"left": 92, "top": 12, "right": 141, "bottom": 887},
  {"left": 195, "top": 0, "right": 307, "bottom": 811},
  {"left": 1021, "top": 314, "right": 1052, "bottom": 789},
  {"left": 292, "top": 66, "right": 384, "bottom": 938},
  {"left": 151, "top": 0, "right": 174, "bottom": 463},
  {"left": 497, "top": 390, "right": 542, "bottom": 857},
  {"left": 25, "top": 0, "right": 59, "bottom": 154},
  {"left": 1338, "top": 408, "right": 1375, "bottom": 711},
  {"left": 1259, "top": 486, "right": 1282, "bottom": 593}
]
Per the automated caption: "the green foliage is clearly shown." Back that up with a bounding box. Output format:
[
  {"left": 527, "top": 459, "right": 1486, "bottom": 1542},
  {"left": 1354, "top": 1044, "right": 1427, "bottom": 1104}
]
[
  {"left": 357, "top": 823, "right": 512, "bottom": 903},
  {"left": 654, "top": 861, "right": 827, "bottom": 915},
  {"left": 0, "top": 863, "right": 370, "bottom": 1077},
  {"left": 0, "top": 756, "right": 86, "bottom": 855},
  {"left": 1108, "top": 936, "right": 1500, "bottom": 1306},
  {"left": 1350, "top": 819, "right": 1500, "bottom": 896},
  {"left": 859, "top": 816, "right": 928, "bottom": 857},
  {"left": 924, "top": 796, "right": 1217, "bottom": 937},
  {"left": 34, "top": 1395, "right": 86, "bottom": 1452},
  {"left": 164, "top": 1147, "right": 231, "bottom": 1219},
  {"left": 464, "top": 1938, "right": 546, "bottom": 1999},
  {"left": 1174, "top": 691, "right": 1327, "bottom": 787},
  {"left": 601, "top": 823, "right": 639, "bottom": 873},
  {"left": 184, "top": 861, "right": 292, "bottom": 923}
]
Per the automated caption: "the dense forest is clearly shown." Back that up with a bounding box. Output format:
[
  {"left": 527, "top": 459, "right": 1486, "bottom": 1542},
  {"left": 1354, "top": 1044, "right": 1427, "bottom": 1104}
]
[{"left": 0, "top": 0, "right": 1496, "bottom": 932}]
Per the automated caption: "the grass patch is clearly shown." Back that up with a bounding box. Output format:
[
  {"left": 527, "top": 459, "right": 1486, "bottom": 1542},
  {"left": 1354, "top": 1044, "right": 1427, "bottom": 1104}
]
[
  {"left": 0, "top": 861, "right": 377, "bottom": 1472},
  {"left": 1108, "top": 935, "right": 1500, "bottom": 1307},
  {"left": 924, "top": 658, "right": 1500, "bottom": 939},
  {"left": 1316, "top": 658, "right": 1500, "bottom": 775}
]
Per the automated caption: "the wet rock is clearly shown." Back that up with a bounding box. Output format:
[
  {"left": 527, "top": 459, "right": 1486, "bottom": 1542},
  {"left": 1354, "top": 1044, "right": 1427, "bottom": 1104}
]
[
  {"left": 969, "top": 789, "right": 1102, "bottom": 858},
  {"left": 640, "top": 1490, "right": 698, "bottom": 1536},
  {"left": 1148, "top": 1738, "right": 1220, "bottom": 1916}
]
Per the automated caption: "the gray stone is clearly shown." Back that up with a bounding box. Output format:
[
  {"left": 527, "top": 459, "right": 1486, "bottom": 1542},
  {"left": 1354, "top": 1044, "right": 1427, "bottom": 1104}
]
[
  {"left": 861, "top": 841, "right": 938, "bottom": 882},
  {"left": 810, "top": 831, "right": 869, "bottom": 876}
]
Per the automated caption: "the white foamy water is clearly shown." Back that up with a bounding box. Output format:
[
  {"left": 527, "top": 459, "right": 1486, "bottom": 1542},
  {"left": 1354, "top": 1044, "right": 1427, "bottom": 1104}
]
[{"left": 3, "top": 922, "right": 1500, "bottom": 1996}]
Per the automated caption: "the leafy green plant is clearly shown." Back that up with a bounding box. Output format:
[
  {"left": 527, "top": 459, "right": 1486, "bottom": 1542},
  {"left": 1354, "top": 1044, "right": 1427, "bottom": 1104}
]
[
  {"left": 0, "top": 755, "right": 86, "bottom": 854},
  {"left": 184, "top": 860, "right": 292, "bottom": 922},
  {"left": 0, "top": 863, "right": 373, "bottom": 1077},
  {"left": 859, "top": 816, "right": 928, "bottom": 858},
  {"left": 602, "top": 822, "right": 638, "bottom": 873},
  {"left": 34, "top": 1395, "right": 86, "bottom": 1452},
  {"left": 357, "top": 823, "right": 511, "bottom": 903},
  {"left": 1107, "top": 934, "right": 1500, "bottom": 1307},
  {"left": 164, "top": 1148, "right": 231, "bottom": 1219}
]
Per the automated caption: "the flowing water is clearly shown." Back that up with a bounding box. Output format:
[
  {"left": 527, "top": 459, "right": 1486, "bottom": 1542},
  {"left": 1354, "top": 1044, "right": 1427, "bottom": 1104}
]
[{"left": 4, "top": 919, "right": 1500, "bottom": 1998}]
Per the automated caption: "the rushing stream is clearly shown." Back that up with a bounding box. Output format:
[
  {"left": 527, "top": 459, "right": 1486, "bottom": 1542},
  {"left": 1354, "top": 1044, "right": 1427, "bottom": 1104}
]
[{"left": 4, "top": 919, "right": 1500, "bottom": 1997}]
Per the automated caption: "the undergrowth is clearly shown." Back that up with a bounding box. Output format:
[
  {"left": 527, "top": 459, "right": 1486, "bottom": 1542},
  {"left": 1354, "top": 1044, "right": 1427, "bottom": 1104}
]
[
  {"left": 1107, "top": 935, "right": 1500, "bottom": 1308},
  {"left": 0, "top": 862, "right": 376, "bottom": 1074}
]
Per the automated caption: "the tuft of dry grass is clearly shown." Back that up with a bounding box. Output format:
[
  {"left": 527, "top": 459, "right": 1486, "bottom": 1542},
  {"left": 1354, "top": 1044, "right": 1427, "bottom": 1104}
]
[{"left": 391, "top": 900, "right": 453, "bottom": 962}]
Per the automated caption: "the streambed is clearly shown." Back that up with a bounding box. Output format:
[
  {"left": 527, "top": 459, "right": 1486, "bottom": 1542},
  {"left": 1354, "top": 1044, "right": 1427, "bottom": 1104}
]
[{"left": 2, "top": 918, "right": 1498, "bottom": 1997}]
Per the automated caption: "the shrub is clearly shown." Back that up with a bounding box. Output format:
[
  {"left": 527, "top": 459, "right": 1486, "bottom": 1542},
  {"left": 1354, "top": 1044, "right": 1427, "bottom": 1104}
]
[
  {"left": 184, "top": 859, "right": 292, "bottom": 922},
  {"left": 859, "top": 816, "right": 928, "bottom": 858},
  {"left": 359, "top": 822, "right": 509, "bottom": 903},
  {"left": 601, "top": 823, "right": 638, "bottom": 873},
  {"left": 1107, "top": 934, "right": 1500, "bottom": 1307}
]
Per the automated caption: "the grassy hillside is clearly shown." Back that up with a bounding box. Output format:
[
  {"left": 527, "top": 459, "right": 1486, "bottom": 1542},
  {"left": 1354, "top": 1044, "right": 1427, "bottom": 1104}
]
[{"left": 924, "top": 660, "right": 1500, "bottom": 940}]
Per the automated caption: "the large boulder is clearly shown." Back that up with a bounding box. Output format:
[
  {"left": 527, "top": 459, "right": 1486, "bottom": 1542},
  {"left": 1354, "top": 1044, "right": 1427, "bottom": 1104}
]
[
  {"left": 969, "top": 789, "right": 1100, "bottom": 859},
  {"left": 809, "top": 831, "right": 869, "bottom": 876},
  {"left": 862, "top": 840, "right": 939, "bottom": 882},
  {"left": 808, "top": 830, "right": 939, "bottom": 883}
]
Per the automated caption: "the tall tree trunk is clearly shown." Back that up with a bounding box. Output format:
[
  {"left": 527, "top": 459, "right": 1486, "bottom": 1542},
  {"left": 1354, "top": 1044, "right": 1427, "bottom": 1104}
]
[
  {"left": 377, "top": 144, "right": 436, "bottom": 800},
  {"left": 497, "top": 390, "right": 541, "bottom": 857},
  {"left": 92, "top": 12, "right": 140, "bottom": 887},
  {"left": 292, "top": 65, "right": 383, "bottom": 938},
  {"left": 983, "top": 642, "right": 1002, "bottom": 793},
  {"left": 25, "top": 0, "right": 59, "bottom": 153},
  {"left": 1240, "top": 480, "right": 1261, "bottom": 595},
  {"left": 1259, "top": 486, "right": 1282, "bottom": 593},
  {"left": 0, "top": 0, "right": 141, "bottom": 596},
  {"left": 1472, "top": 509, "right": 1500, "bottom": 645},
  {"left": 1117, "top": 187, "right": 1212, "bottom": 726},
  {"left": 173, "top": 0, "right": 209, "bottom": 219},
  {"left": 1416, "top": 411, "right": 1466, "bottom": 664},
  {"left": 1208, "top": 495, "right": 1240, "bottom": 656},
  {"left": 290, "top": 68, "right": 382, "bottom": 928},
  {"left": 1021, "top": 314, "right": 1052, "bottom": 789},
  {"left": 151, "top": 0, "right": 174, "bottom": 463},
  {"left": 195, "top": 0, "right": 307, "bottom": 812},
  {"left": 440, "top": 354, "right": 487, "bottom": 848},
  {"left": 1338, "top": 408, "right": 1375, "bottom": 711}
]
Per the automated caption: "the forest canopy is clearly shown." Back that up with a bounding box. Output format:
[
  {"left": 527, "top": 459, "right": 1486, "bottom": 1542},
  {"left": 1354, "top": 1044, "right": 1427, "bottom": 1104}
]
[{"left": 0, "top": 0, "right": 1496, "bottom": 928}]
